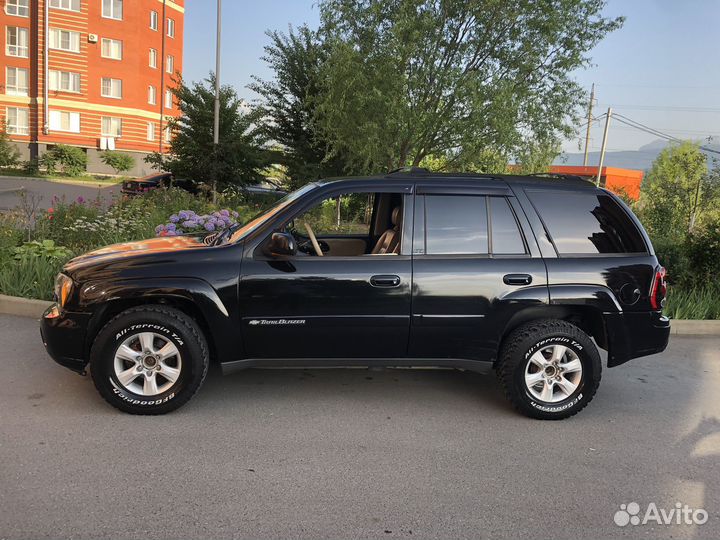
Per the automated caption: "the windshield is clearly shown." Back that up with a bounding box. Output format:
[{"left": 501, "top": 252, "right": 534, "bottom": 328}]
[{"left": 227, "top": 183, "right": 318, "bottom": 243}]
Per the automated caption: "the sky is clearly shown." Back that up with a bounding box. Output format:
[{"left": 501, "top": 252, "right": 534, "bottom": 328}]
[{"left": 183, "top": 0, "right": 720, "bottom": 154}]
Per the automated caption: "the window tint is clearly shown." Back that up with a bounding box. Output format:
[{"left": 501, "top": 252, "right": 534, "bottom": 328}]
[
  {"left": 490, "top": 197, "right": 525, "bottom": 254},
  {"left": 425, "top": 195, "right": 488, "bottom": 254},
  {"left": 528, "top": 190, "right": 647, "bottom": 254}
]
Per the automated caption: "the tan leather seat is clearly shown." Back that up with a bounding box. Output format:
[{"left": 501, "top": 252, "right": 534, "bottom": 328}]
[{"left": 371, "top": 206, "right": 401, "bottom": 254}]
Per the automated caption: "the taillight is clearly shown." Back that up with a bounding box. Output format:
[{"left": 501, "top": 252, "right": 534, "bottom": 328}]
[{"left": 650, "top": 266, "right": 667, "bottom": 310}]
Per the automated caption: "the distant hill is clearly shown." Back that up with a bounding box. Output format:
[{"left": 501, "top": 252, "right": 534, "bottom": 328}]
[{"left": 555, "top": 139, "right": 720, "bottom": 171}]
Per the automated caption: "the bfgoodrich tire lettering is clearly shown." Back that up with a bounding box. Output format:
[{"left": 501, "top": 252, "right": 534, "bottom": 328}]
[
  {"left": 497, "top": 319, "right": 602, "bottom": 420},
  {"left": 90, "top": 305, "right": 209, "bottom": 415}
]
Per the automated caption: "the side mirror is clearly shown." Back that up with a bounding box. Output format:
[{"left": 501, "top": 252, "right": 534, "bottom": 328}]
[{"left": 265, "top": 232, "right": 297, "bottom": 257}]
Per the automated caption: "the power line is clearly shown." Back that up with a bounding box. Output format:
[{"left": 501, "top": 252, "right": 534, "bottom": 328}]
[
  {"left": 612, "top": 113, "right": 720, "bottom": 155},
  {"left": 597, "top": 104, "right": 720, "bottom": 113}
]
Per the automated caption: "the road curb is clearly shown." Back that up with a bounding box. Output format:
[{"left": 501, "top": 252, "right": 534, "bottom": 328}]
[
  {"left": 0, "top": 294, "right": 718, "bottom": 335},
  {"left": 0, "top": 295, "right": 52, "bottom": 318}
]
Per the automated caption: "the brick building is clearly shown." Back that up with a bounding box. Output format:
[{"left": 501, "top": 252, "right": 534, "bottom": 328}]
[{"left": 1, "top": 0, "right": 184, "bottom": 175}]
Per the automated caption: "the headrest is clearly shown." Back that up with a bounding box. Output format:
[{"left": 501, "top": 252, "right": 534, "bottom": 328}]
[{"left": 391, "top": 206, "right": 401, "bottom": 226}]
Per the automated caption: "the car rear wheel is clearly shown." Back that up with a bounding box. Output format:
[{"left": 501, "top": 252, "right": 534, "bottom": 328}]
[
  {"left": 497, "top": 319, "right": 601, "bottom": 420},
  {"left": 90, "top": 305, "right": 209, "bottom": 415}
]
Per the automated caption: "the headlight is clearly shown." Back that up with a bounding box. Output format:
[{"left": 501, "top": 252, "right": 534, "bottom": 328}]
[{"left": 54, "top": 273, "right": 73, "bottom": 308}]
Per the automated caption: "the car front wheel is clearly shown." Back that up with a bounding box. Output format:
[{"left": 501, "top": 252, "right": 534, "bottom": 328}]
[
  {"left": 90, "top": 305, "right": 209, "bottom": 415},
  {"left": 497, "top": 319, "right": 602, "bottom": 420}
]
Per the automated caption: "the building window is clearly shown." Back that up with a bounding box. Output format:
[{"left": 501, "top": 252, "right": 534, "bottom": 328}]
[
  {"left": 149, "top": 48, "right": 157, "bottom": 68},
  {"left": 101, "top": 38, "right": 122, "bottom": 60},
  {"left": 49, "top": 0, "right": 80, "bottom": 12},
  {"left": 101, "top": 78, "right": 122, "bottom": 99},
  {"left": 102, "top": 0, "right": 122, "bottom": 20},
  {"left": 101, "top": 116, "right": 122, "bottom": 137},
  {"left": 164, "top": 125, "right": 171, "bottom": 143},
  {"left": 166, "top": 18, "right": 175, "bottom": 38},
  {"left": 6, "top": 27, "right": 29, "bottom": 57},
  {"left": 148, "top": 85, "right": 156, "bottom": 105},
  {"left": 49, "top": 70, "right": 81, "bottom": 93},
  {"left": 147, "top": 122, "right": 155, "bottom": 141},
  {"left": 49, "top": 28, "right": 80, "bottom": 53},
  {"left": 49, "top": 110, "right": 80, "bottom": 133},
  {"left": 150, "top": 10, "right": 158, "bottom": 30},
  {"left": 6, "top": 0, "right": 29, "bottom": 17},
  {"left": 166, "top": 55, "right": 174, "bottom": 74},
  {"left": 6, "top": 107, "right": 29, "bottom": 134},
  {"left": 164, "top": 90, "right": 172, "bottom": 109},
  {"left": 5, "top": 67, "right": 29, "bottom": 96}
]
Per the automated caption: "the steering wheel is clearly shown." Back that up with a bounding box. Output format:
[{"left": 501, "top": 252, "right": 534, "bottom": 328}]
[{"left": 302, "top": 221, "right": 324, "bottom": 257}]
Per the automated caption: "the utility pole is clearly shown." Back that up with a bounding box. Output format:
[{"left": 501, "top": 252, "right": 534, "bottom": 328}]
[
  {"left": 583, "top": 83, "right": 595, "bottom": 167},
  {"left": 596, "top": 107, "right": 612, "bottom": 187},
  {"left": 212, "top": 0, "right": 222, "bottom": 203}
]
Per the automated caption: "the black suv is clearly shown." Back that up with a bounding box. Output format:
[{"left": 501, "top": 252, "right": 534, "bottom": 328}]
[{"left": 41, "top": 170, "right": 670, "bottom": 419}]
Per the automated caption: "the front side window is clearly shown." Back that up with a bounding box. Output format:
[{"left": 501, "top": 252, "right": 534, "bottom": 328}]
[
  {"left": 102, "top": 0, "right": 122, "bottom": 19},
  {"left": 49, "top": 28, "right": 80, "bottom": 52},
  {"left": 49, "top": 0, "right": 80, "bottom": 12},
  {"left": 49, "top": 70, "right": 81, "bottom": 92},
  {"left": 5, "top": 67, "right": 29, "bottom": 95},
  {"left": 528, "top": 190, "right": 647, "bottom": 255},
  {"left": 6, "top": 0, "right": 29, "bottom": 17},
  {"left": 101, "top": 77, "right": 122, "bottom": 98},
  {"left": 149, "top": 48, "right": 157, "bottom": 68},
  {"left": 6, "top": 27, "right": 29, "bottom": 57},
  {"left": 101, "top": 116, "right": 122, "bottom": 137},
  {"left": 149, "top": 10, "right": 158, "bottom": 30},
  {"left": 49, "top": 110, "right": 80, "bottom": 132},
  {"left": 101, "top": 38, "right": 122, "bottom": 60},
  {"left": 295, "top": 193, "right": 376, "bottom": 237},
  {"left": 6, "top": 106, "right": 29, "bottom": 134},
  {"left": 424, "top": 195, "right": 488, "bottom": 255}
]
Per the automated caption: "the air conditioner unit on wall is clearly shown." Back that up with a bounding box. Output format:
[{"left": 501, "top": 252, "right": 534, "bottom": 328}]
[{"left": 88, "top": 33, "right": 98, "bottom": 43}]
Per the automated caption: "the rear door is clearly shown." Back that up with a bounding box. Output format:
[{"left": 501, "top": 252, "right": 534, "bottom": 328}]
[{"left": 409, "top": 183, "right": 548, "bottom": 361}]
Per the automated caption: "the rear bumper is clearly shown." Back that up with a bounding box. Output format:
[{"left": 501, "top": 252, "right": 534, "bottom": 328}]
[
  {"left": 606, "top": 311, "right": 670, "bottom": 367},
  {"left": 40, "top": 304, "right": 91, "bottom": 373}
]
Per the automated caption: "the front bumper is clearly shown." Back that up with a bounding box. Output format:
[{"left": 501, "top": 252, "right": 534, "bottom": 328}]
[
  {"left": 605, "top": 311, "right": 671, "bottom": 367},
  {"left": 40, "top": 304, "right": 91, "bottom": 373}
]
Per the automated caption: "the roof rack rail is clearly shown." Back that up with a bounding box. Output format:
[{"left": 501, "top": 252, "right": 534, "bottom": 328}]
[
  {"left": 526, "top": 172, "right": 589, "bottom": 182},
  {"left": 386, "top": 166, "right": 431, "bottom": 176}
]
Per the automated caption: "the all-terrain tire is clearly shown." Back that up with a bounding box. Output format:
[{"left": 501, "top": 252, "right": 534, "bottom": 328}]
[
  {"left": 90, "top": 305, "right": 209, "bottom": 415},
  {"left": 496, "top": 319, "right": 601, "bottom": 420}
]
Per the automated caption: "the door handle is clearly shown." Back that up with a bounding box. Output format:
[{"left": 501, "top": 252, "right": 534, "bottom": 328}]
[
  {"left": 503, "top": 273, "right": 532, "bottom": 286},
  {"left": 370, "top": 274, "right": 401, "bottom": 287}
]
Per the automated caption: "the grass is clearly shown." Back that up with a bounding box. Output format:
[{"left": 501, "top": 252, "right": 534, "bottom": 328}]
[
  {"left": 664, "top": 284, "right": 720, "bottom": 320},
  {"left": 0, "top": 167, "right": 125, "bottom": 185}
]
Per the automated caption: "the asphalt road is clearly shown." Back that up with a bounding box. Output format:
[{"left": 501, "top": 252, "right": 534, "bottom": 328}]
[
  {"left": 0, "top": 176, "right": 120, "bottom": 210},
  {"left": 0, "top": 314, "right": 718, "bottom": 540}
]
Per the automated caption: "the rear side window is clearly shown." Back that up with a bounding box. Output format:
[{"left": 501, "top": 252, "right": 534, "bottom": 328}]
[
  {"left": 424, "top": 195, "right": 488, "bottom": 254},
  {"left": 489, "top": 197, "right": 526, "bottom": 254},
  {"left": 528, "top": 190, "right": 647, "bottom": 255}
]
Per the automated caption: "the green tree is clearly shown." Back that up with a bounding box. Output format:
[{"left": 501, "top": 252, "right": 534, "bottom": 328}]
[
  {"left": 0, "top": 124, "right": 20, "bottom": 168},
  {"left": 314, "top": 0, "right": 622, "bottom": 172},
  {"left": 640, "top": 141, "right": 718, "bottom": 236},
  {"left": 100, "top": 150, "right": 135, "bottom": 175},
  {"left": 146, "top": 75, "right": 268, "bottom": 191},
  {"left": 250, "top": 26, "right": 348, "bottom": 188}
]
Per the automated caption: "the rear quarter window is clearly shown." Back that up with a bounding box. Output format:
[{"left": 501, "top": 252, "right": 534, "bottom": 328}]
[{"left": 527, "top": 190, "right": 647, "bottom": 255}]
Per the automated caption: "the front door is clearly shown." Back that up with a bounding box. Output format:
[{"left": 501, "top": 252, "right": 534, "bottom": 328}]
[{"left": 238, "top": 187, "right": 413, "bottom": 360}]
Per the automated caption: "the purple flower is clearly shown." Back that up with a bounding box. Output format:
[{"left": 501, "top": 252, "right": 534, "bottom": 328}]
[
  {"left": 76, "top": 196, "right": 85, "bottom": 204},
  {"left": 165, "top": 230, "right": 177, "bottom": 236},
  {"left": 166, "top": 223, "right": 176, "bottom": 231},
  {"left": 155, "top": 224, "right": 166, "bottom": 234},
  {"left": 182, "top": 220, "right": 197, "bottom": 228},
  {"left": 204, "top": 222, "right": 215, "bottom": 232},
  {"left": 220, "top": 209, "right": 230, "bottom": 217},
  {"left": 231, "top": 211, "right": 239, "bottom": 218},
  {"left": 178, "top": 210, "right": 190, "bottom": 220},
  {"left": 169, "top": 214, "right": 179, "bottom": 223}
]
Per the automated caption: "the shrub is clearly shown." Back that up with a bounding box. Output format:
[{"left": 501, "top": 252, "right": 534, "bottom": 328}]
[
  {"left": 100, "top": 150, "right": 135, "bottom": 174},
  {"left": 155, "top": 209, "right": 239, "bottom": 236},
  {"left": 41, "top": 144, "right": 88, "bottom": 176},
  {"left": 0, "top": 254, "right": 67, "bottom": 301},
  {"left": 0, "top": 125, "right": 20, "bottom": 168},
  {"left": 664, "top": 284, "right": 720, "bottom": 320},
  {"left": 13, "top": 239, "right": 72, "bottom": 260}
]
